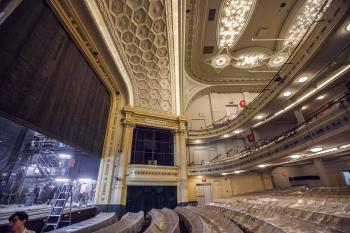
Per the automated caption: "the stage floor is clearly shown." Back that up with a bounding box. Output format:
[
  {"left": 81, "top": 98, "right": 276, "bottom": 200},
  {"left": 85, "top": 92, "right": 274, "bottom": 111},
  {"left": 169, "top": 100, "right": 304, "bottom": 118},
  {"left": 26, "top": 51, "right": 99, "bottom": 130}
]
[{"left": 0, "top": 204, "right": 95, "bottom": 226}]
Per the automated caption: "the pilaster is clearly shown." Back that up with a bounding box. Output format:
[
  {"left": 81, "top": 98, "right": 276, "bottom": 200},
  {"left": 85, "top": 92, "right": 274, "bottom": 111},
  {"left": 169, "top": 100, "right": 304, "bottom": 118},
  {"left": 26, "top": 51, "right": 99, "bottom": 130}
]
[
  {"left": 114, "top": 115, "right": 135, "bottom": 206},
  {"left": 177, "top": 115, "right": 188, "bottom": 205}
]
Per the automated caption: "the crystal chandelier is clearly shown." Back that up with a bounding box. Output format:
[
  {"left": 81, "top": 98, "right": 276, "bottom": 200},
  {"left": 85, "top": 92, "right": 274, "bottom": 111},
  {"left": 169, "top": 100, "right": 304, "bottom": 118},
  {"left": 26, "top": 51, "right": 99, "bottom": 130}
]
[
  {"left": 234, "top": 52, "right": 266, "bottom": 69},
  {"left": 211, "top": 54, "right": 231, "bottom": 69},
  {"left": 283, "top": 0, "right": 332, "bottom": 47},
  {"left": 206, "top": 0, "right": 333, "bottom": 72},
  {"left": 218, "top": 0, "right": 256, "bottom": 48}
]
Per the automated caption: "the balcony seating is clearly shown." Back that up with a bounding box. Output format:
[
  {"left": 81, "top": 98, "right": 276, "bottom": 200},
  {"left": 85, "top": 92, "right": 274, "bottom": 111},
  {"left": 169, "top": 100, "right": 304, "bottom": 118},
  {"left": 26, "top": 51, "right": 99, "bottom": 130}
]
[
  {"left": 49, "top": 212, "right": 116, "bottom": 233},
  {"left": 190, "top": 103, "right": 349, "bottom": 169},
  {"left": 144, "top": 208, "right": 180, "bottom": 233},
  {"left": 206, "top": 187, "right": 350, "bottom": 233},
  {"left": 185, "top": 206, "right": 243, "bottom": 233},
  {"left": 92, "top": 211, "right": 144, "bottom": 233}
]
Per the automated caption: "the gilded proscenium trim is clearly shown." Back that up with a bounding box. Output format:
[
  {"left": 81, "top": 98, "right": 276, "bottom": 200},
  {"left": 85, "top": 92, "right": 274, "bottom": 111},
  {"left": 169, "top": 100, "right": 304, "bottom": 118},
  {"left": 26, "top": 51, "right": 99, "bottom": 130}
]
[
  {"left": 48, "top": 0, "right": 122, "bottom": 205},
  {"left": 128, "top": 164, "right": 179, "bottom": 183},
  {"left": 123, "top": 105, "right": 187, "bottom": 131}
]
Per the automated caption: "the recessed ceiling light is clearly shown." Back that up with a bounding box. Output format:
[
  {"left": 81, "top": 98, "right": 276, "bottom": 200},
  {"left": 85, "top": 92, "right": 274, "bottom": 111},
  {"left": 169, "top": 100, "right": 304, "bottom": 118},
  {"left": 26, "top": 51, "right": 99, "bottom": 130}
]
[
  {"left": 258, "top": 164, "right": 267, "bottom": 168},
  {"left": 234, "top": 170, "right": 243, "bottom": 174},
  {"left": 298, "top": 75, "right": 309, "bottom": 83},
  {"left": 194, "top": 140, "right": 202, "bottom": 144},
  {"left": 345, "top": 23, "right": 350, "bottom": 32},
  {"left": 221, "top": 173, "right": 228, "bottom": 176},
  {"left": 317, "top": 95, "right": 325, "bottom": 100},
  {"left": 256, "top": 115, "right": 263, "bottom": 120},
  {"left": 290, "top": 154, "right": 301, "bottom": 159},
  {"left": 197, "top": 176, "right": 202, "bottom": 178},
  {"left": 310, "top": 147, "right": 323, "bottom": 153},
  {"left": 283, "top": 91, "right": 292, "bottom": 97},
  {"left": 223, "top": 134, "right": 229, "bottom": 138},
  {"left": 234, "top": 130, "right": 240, "bottom": 134},
  {"left": 301, "top": 106, "right": 307, "bottom": 110}
]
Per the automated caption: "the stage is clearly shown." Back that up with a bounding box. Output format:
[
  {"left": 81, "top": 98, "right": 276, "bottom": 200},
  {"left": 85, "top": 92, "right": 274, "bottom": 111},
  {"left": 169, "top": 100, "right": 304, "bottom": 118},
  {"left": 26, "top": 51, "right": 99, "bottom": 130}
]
[{"left": 0, "top": 204, "right": 96, "bottom": 232}]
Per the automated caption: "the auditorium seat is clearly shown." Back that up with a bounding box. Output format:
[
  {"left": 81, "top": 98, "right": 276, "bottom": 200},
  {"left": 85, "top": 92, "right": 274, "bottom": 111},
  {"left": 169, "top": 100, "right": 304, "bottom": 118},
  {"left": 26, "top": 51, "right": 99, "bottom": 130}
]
[
  {"left": 174, "top": 207, "right": 204, "bottom": 233},
  {"left": 144, "top": 208, "right": 180, "bottom": 233},
  {"left": 49, "top": 212, "right": 116, "bottom": 233},
  {"left": 205, "top": 187, "right": 350, "bottom": 233},
  {"left": 92, "top": 211, "right": 144, "bottom": 233},
  {"left": 184, "top": 206, "right": 243, "bottom": 233}
]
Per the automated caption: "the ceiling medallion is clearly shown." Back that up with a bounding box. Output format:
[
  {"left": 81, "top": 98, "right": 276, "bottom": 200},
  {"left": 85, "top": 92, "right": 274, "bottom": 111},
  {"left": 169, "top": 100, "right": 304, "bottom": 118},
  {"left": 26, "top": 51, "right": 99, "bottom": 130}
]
[
  {"left": 283, "top": 0, "right": 332, "bottom": 47},
  {"left": 233, "top": 52, "right": 266, "bottom": 69},
  {"left": 268, "top": 53, "right": 289, "bottom": 68},
  {"left": 218, "top": 0, "right": 257, "bottom": 48},
  {"left": 211, "top": 54, "right": 232, "bottom": 69}
]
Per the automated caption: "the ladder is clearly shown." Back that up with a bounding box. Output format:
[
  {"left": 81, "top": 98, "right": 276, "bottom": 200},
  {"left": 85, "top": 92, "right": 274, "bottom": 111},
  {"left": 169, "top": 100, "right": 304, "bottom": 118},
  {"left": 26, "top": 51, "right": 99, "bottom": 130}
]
[{"left": 41, "top": 183, "right": 73, "bottom": 232}]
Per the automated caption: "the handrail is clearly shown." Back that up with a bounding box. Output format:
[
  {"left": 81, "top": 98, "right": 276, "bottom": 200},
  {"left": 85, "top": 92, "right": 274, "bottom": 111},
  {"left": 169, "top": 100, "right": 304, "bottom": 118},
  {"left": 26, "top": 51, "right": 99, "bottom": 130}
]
[
  {"left": 188, "top": 2, "right": 341, "bottom": 134},
  {"left": 192, "top": 92, "right": 350, "bottom": 166}
]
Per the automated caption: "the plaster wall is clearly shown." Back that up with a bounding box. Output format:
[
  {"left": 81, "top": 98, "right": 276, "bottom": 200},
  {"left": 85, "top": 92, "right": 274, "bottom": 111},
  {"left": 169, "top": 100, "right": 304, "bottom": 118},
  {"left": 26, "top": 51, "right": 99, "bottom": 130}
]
[
  {"left": 272, "top": 156, "right": 350, "bottom": 188},
  {"left": 187, "top": 172, "right": 272, "bottom": 202},
  {"left": 186, "top": 92, "right": 258, "bottom": 130},
  {"left": 189, "top": 138, "right": 246, "bottom": 164}
]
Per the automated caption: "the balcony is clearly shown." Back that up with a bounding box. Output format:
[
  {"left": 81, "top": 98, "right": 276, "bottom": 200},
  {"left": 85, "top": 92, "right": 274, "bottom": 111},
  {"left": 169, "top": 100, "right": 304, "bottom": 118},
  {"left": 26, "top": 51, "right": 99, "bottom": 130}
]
[
  {"left": 127, "top": 164, "right": 179, "bottom": 183},
  {"left": 189, "top": 102, "right": 350, "bottom": 175}
]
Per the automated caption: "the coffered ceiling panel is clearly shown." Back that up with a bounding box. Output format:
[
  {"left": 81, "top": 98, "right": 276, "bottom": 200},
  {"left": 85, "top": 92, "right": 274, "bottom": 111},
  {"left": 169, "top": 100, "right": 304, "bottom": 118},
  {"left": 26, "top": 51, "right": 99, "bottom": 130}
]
[{"left": 93, "top": 0, "right": 176, "bottom": 114}]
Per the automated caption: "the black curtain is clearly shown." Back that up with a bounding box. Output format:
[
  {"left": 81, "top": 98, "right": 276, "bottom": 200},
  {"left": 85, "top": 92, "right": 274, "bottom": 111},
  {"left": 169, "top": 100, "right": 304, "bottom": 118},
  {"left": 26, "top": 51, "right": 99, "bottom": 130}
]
[
  {"left": 0, "top": 0, "right": 110, "bottom": 156},
  {"left": 126, "top": 186, "right": 177, "bottom": 213}
]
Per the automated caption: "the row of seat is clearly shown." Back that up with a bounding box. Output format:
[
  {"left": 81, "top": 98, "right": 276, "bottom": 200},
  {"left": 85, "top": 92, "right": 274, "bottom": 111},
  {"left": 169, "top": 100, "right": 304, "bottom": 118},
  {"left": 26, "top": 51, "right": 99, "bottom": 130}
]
[
  {"left": 48, "top": 212, "right": 117, "bottom": 233},
  {"left": 174, "top": 207, "right": 204, "bottom": 233},
  {"left": 48, "top": 208, "right": 182, "bottom": 233},
  {"left": 93, "top": 212, "right": 144, "bottom": 233},
  {"left": 206, "top": 187, "right": 350, "bottom": 233},
  {"left": 144, "top": 208, "right": 180, "bottom": 233},
  {"left": 175, "top": 206, "right": 243, "bottom": 233},
  {"left": 48, "top": 211, "right": 143, "bottom": 233}
]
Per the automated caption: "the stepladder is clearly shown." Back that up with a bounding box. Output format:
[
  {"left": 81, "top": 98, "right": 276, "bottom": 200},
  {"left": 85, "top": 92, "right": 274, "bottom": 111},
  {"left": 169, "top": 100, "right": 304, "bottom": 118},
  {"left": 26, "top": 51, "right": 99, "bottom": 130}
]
[{"left": 41, "top": 183, "right": 73, "bottom": 232}]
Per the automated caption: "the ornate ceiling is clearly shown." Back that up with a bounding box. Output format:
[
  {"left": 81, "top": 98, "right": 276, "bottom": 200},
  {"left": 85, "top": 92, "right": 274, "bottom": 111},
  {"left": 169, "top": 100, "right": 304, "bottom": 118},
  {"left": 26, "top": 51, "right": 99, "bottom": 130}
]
[
  {"left": 81, "top": 0, "right": 335, "bottom": 117},
  {"left": 184, "top": 0, "right": 331, "bottom": 84},
  {"left": 87, "top": 0, "right": 177, "bottom": 114}
]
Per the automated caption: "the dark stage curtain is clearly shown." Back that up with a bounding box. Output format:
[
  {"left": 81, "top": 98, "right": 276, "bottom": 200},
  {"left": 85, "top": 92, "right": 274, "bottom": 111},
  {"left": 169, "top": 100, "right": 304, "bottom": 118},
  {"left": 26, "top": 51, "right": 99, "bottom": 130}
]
[
  {"left": 126, "top": 186, "right": 177, "bottom": 213},
  {"left": 0, "top": 0, "right": 110, "bottom": 156}
]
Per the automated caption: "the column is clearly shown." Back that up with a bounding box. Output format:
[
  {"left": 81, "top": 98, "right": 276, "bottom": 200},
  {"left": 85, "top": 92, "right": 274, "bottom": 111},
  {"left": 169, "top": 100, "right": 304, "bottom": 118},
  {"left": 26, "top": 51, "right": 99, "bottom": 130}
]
[
  {"left": 113, "top": 119, "right": 135, "bottom": 210},
  {"left": 176, "top": 116, "right": 188, "bottom": 205},
  {"left": 313, "top": 158, "right": 331, "bottom": 186}
]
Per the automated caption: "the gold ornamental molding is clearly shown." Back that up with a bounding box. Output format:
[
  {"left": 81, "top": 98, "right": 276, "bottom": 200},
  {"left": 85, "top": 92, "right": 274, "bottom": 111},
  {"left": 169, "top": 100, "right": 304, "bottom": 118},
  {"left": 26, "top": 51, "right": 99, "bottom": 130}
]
[
  {"left": 47, "top": 0, "right": 125, "bottom": 205},
  {"left": 123, "top": 105, "right": 187, "bottom": 131},
  {"left": 48, "top": 0, "right": 122, "bottom": 98},
  {"left": 127, "top": 164, "right": 179, "bottom": 183}
]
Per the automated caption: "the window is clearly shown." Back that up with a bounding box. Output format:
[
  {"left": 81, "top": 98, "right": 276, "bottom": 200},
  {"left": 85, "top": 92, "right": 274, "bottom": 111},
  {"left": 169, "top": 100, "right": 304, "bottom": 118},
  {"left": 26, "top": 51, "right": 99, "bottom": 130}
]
[{"left": 130, "top": 126, "right": 174, "bottom": 166}]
